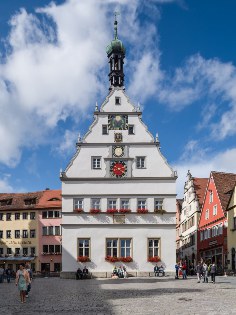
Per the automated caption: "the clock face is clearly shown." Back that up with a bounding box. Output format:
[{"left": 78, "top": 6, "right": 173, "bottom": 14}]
[
  {"left": 110, "top": 161, "right": 127, "bottom": 178},
  {"left": 108, "top": 115, "right": 128, "bottom": 130},
  {"left": 113, "top": 146, "right": 124, "bottom": 157}
]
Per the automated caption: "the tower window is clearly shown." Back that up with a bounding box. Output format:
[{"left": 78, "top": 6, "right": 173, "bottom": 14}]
[
  {"left": 128, "top": 125, "right": 134, "bottom": 135},
  {"left": 115, "top": 97, "right": 121, "bottom": 105},
  {"left": 102, "top": 125, "right": 108, "bottom": 135},
  {"left": 136, "top": 157, "right": 146, "bottom": 169}
]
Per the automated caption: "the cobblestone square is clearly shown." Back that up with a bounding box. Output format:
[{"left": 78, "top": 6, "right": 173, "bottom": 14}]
[{"left": 1, "top": 276, "right": 236, "bottom": 315}]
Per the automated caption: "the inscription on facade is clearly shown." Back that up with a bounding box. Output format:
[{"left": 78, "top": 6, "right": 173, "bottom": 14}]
[{"left": 113, "top": 214, "right": 125, "bottom": 224}]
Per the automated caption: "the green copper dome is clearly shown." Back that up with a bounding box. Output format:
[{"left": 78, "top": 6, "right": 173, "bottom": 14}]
[{"left": 106, "top": 16, "right": 125, "bottom": 56}]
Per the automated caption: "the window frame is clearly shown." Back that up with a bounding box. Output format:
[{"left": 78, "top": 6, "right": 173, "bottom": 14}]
[
  {"left": 30, "top": 229, "right": 36, "bottom": 238},
  {"left": 92, "top": 157, "right": 102, "bottom": 169},
  {"left": 120, "top": 199, "right": 130, "bottom": 210},
  {"left": 6, "top": 213, "right": 11, "bottom": 221},
  {"left": 137, "top": 199, "right": 147, "bottom": 210},
  {"left": 115, "top": 96, "right": 121, "bottom": 105},
  {"left": 102, "top": 125, "right": 108, "bottom": 135},
  {"left": 23, "top": 230, "right": 28, "bottom": 239},
  {"left": 154, "top": 199, "right": 164, "bottom": 211},
  {"left": 78, "top": 238, "right": 90, "bottom": 258},
  {"left": 15, "top": 230, "right": 20, "bottom": 239},
  {"left": 30, "top": 212, "right": 36, "bottom": 220},
  {"left": 128, "top": 125, "right": 135, "bottom": 135},
  {"left": 22, "top": 212, "right": 28, "bottom": 220},
  {"left": 120, "top": 238, "right": 132, "bottom": 258},
  {"left": 6, "top": 230, "right": 11, "bottom": 239},
  {"left": 74, "top": 198, "right": 84, "bottom": 210},
  {"left": 107, "top": 199, "right": 117, "bottom": 210},
  {"left": 213, "top": 204, "right": 217, "bottom": 216},
  {"left": 91, "top": 198, "right": 101, "bottom": 210},
  {"left": 15, "top": 213, "right": 20, "bottom": 220},
  {"left": 136, "top": 156, "right": 146, "bottom": 169},
  {"left": 148, "top": 238, "right": 160, "bottom": 258}
]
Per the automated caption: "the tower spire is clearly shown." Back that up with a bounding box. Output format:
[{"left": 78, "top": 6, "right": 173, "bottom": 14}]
[{"left": 106, "top": 13, "right": 126, "bottom": 90}]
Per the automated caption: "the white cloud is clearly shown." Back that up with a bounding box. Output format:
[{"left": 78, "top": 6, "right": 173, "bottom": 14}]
[
  {"left": 174, "top": 148, "right": 236, "bottom": 197},
  {"left": 57, "top": 129, "right": 78, "bottom": 156},
  {"left": 0, "top": 174, "right": 14, "bottom": 192}
]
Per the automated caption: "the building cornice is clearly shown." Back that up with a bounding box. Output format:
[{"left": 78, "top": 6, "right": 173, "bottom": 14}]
[
  {"left": 60, "top": 176, "right": 177, "bottom": 182},
  {"left": 94, "top": 111, "right": 142, "bottom": 116},
  {"left": 61, "top": 223, "right": 176, "bottom": 227},
  {"left": 61, "top": 211, "right": 176, "bottom": 215},
  {"left": 75, "top": 142, "right": 159, "bottom": 147},
  {"left": 61, "top": 193, "right": 177, "bottom": 197}
]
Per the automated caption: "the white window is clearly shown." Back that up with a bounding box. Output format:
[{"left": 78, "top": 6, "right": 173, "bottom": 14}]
[
  {"left": 120, "top": 199, "right": 129, "bottom": 210},
  {"left": 120, "top": 239, "right": 131, "bottom": 257},
  {"left": 78, "top": 239, "right": 90, "bottom": 257},
  {"left": 215, "top": 225, "right": 218, "bottom": 236},
  {"left": 218, "top": 223, "right": 223, "bottom": 235},
  {"left": 208, "top": 228, "right": 211, "bottom": 238},
  {"left": 137, "top": 199, "right": 147, "bottom": 210},
  {"left": 74, "top": 198, "right": 84, "bottom": 210},
  {"left": 106, "top": 239, "right": 118, "bottom": 257},
  {"left": 92, "top": 157, "right": 101, "bottom": 169},
  {"left": 148, "top": 239, "right": 159, "bottom": 257},
  {"left": 209, "top": 191, "right": 213, "bottom": 203},
  {"left": 155, "top": 199, "right": 163, "bottom": 211},
  {"left": 205, "top": 209, "right": 209, "bottom": 220},
  {"left": 213, "top": 204, "right": 217, "bottom": 216},
  {"left": 200, "top": 231, "right": 204, "bottom": 241},
  {"left": 91, "top": 198, "right": 101, "bottom": 210},
  {"left": 108, "top": 199, "right": 117, "bottom": 209},
  {"left": 212, "top": 226, "right": 215, "bottom": 237},
  {"left": 136, "top": 157, "right": 145, "bottom": 169},
  {"left": 204, "top": 229, "right": 208, "bottom": 240}
]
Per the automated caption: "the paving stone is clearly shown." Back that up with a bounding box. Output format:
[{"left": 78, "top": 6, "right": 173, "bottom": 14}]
[{"left": 0, "top": 276, "right": 236, "bottom": 314}]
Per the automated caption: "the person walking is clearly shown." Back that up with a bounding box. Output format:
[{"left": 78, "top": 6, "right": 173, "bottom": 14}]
[
  {"left": 25, "top": 263, "right": 33, "bottom": 297},
  {"left": 0, "top": 265, "right": 4, "bottom": 283},
  {"left": 182, "top": 261, "right": 187, "bottom": 279},
  {"left": 202, "top": 262, "right": 208, "bottom": 283},
  {"left": 5, "top": 267, "right": 11, "bottom": 283},
  {"left": 175, "top": 262, "right": 180, "bottom": 279},
  {"left": 15, "top": 263, "right": 30, "bottom": 303},
  {"left": 210, "top": 262, "right": 216, "bottom": 283},
  {"left": 154, "top": 264, "right": 159, "bottom": 277},
  {"left": 196, "top": 261, "right": 203, "bottom": 283}
]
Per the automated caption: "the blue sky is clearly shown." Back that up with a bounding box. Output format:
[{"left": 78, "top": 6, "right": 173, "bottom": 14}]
[{"left": 0, "top": 0, "right": 236, "bottom": 196}]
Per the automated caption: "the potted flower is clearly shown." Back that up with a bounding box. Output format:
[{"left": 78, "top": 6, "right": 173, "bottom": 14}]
[
  {"left": 78, "top": 256, "right": 90, "bottom": 262},
  {"left": 90, "top": 209, "right": 101, "bottom": 214},
  {"left": 148, "top": 256, "right": 161, "bottom": 262},
  {"left": 106, "top": 209, "right": 119, "bottom": 214},
  {"left": 75, "top": 208, "right": 83, "bottom": 213},
  {"left": 120, "top": 256, "right": 133, "bottom": 262},
  {"left": 119, "top": 209, "right": 131, "bottom": 213},
  {"left": 137, "top": 209, "right": 148, "bottom": 214},
  {"left": 105, "top": 256, "right": 120, "bottom": 262}
]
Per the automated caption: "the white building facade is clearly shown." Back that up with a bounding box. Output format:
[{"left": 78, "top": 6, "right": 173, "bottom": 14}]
[
  {"left": 61, "top": 19, "right": 177, "bottom": 278},
  {"left": 179, "top": 171, "right": 207, "bottom": 267}
]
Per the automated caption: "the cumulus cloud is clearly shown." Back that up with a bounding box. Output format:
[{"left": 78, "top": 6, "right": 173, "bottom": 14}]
[
  {"left": 56, "top": 129, "right": 78, "bottom": 156},
  {"left": 174, "top": 148, "right": 236, "bottom": 197},
  {"left": 0, "top": 174, "right": 14, "bottom": 192}
]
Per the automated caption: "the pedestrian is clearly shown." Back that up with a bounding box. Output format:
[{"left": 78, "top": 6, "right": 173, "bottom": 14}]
[
  {"left": 175, "top": 262, "right": 179, "bottom": 279},
  {"left": 15, "top": 263, "right": 30, "bottom": 304},
  {"left": 82, "top": 266, "right": 89, "bottom": 279},
  {"left": 182, "top": 261, "right": 187, "bottom": 279},
  {"left": 123, "top": 266, "right": 128, "bottom": 278},
  {"left": 0, "top": 265, "right": 4, "bottom": 283},
  {"left": 210, "top": 262, "right": 216, "bottom": 283},
  {"left": 5, "top": 267, "right": 12, "bottom": 283},
  {"left": 25, "top": 263, "right": 33, "bottom": 297},
  {"left": 196, "top": 261, "right": 203, "bottom": 283},
  {"left": 202, "top": 262, "right": 208, "bottom": 283},
  {"left": 154, "top": 264, "right": 159, "bottom": 277},
  {"left": 76, "top": 267, "right": 83, "bottom": 280}
]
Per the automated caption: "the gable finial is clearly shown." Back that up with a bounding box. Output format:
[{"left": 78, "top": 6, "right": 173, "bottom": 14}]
[
  {"left": 114, "top": 11, "right": 120, "bottom": 40},
  {"left": 95, "top": 101, "right": 99, "bottom": 112}
]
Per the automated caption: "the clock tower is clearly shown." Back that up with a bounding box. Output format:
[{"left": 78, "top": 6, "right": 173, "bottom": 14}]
[{"left": 61, "top": 16, "right": 177, "bottom": 278}]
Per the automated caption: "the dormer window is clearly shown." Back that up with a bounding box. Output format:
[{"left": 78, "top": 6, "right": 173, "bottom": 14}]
[
  {"left": 0, "top": 199, "right": 12, "bottom": 206},
  {"left": 115, "top": 97, "right": 121, "bottom": 105},
  {"left": 24, "top": 198, "right": 36, "bottom": 205},
  {"left": 48, "top": 198, "right": 60, "bottom": 201}
]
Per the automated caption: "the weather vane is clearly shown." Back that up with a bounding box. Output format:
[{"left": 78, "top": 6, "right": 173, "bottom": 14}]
[{"left": 114, "top": 11, "right": 120, "bottom": 39}]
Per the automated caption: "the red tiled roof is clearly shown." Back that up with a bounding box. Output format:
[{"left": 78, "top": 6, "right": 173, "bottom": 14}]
[
  {"left": 193, "top": 178, "right": 208, "bottom": 207},
  {"left": 36, "top": 190, "right": 61, "bottom": 209},
  {"left": 0, "top": 191, "right": 43, "bottom": 211},
  {"left": 212, "top": 171, "right": 236, "bottom": 212}
]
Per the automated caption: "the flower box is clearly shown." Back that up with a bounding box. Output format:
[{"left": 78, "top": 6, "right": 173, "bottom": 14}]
[
  {"left": 106, "top": 209, "right": 119, "bottom": 214},
  {"left": 90, "top": 209, "right": 101, "bottom": 214},
  {"left": 137, "top": 209, "right": 148, "bottom": 214},
  {"left": 154, "top": 209, "right": 166, "bottom": 215},
  {"left": 74, "top": 208, "right": 83, "bottom": 213},
  {"left": 120, "top": 256, "right": 133, "bottom": 262},
  {"left": 105, "top": 256, "right": 120, "bottom": 262},
  {"left": 148, "top": 256, "right": 161, "bottom": 262},
  {"left": 119, "top": 209, "right": 131, "bottom": 213},
  {"left": 77, "top": 256, "right": 90, "bottom": 262}
]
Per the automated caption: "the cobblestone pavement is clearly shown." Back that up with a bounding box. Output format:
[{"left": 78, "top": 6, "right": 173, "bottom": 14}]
[{"left": 0, "top": 276, "right": 236, "bottom": 315}]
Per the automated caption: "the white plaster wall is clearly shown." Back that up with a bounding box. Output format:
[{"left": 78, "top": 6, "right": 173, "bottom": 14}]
[
  {"left": 62, "top": 180, "right": 176, "bottom": 196},
  {"left": 62, "top": 225, "right": 176, "bottom": 272}
]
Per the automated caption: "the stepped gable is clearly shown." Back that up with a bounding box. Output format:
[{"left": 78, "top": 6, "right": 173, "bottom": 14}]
[
  {"left": 36, "top": 190, "right": 61, "bottom": 209},
  {"left": 193, "top": 178, "right": 208, "bottom": 207},
  {"left": 0, "top": 191, "right": 43, "bottom": 211},
  {"left": 212, "top": 171, "right": 236, "bottom": 212}
]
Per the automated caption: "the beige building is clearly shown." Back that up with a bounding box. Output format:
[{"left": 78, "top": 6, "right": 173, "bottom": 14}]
[{"left": 226, "top": 183, "right": 236, "bottom": 273}]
